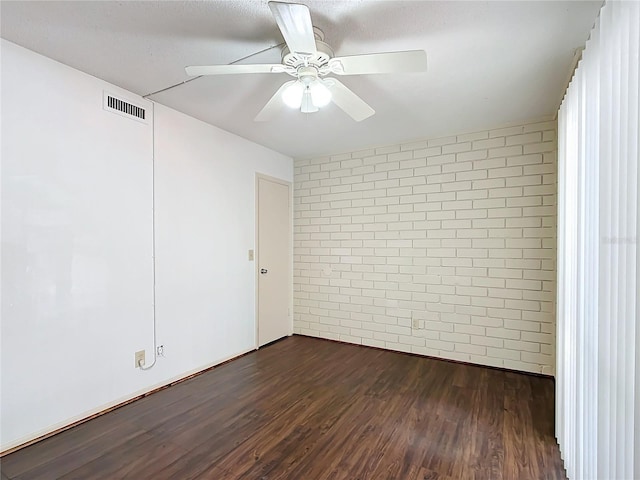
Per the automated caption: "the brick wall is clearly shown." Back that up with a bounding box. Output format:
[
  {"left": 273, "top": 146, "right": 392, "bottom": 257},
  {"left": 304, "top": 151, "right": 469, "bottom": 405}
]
[{"left": 293, "top": 120, "right": 557, "bottom": 375}]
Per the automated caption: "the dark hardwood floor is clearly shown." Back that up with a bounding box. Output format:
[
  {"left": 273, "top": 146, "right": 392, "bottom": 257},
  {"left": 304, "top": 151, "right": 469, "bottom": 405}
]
[{"left": 1, "top": 336, "right": 566, "bottom": 479}]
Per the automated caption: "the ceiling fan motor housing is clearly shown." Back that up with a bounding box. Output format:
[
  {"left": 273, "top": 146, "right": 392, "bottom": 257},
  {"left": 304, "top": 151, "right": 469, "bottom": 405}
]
[
  {"left": 281, "top": 40, "right": 334, "bottom": 74},
  {"left": 298, "top": 66, "right": 318, "bottom": 84}
]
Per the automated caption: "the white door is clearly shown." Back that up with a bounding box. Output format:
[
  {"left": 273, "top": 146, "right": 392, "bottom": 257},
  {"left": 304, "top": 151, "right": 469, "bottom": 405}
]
[{"left": 257, "top": 175, "right": 290, "bottom": 347}]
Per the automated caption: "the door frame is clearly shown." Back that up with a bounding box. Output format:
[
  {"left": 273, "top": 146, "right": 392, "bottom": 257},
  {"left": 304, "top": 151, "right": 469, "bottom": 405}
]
[{"left": 255, "top": 173, "right": 293, "bottom": 349}]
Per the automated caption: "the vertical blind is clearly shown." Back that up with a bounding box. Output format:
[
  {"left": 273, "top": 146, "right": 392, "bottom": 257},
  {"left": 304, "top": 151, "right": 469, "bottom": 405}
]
[{"left": 557, "top": 1, "right": 639, "bottom": 479}]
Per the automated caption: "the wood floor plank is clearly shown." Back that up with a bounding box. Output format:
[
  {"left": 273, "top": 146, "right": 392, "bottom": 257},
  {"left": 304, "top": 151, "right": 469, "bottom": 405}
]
[
  {"left": 3, "top": 336, "right": 566, "bottom": 479},
  {"left": 58, "top": 433, "right": 189, "bottom": 480},
  {"left": 204, "top": 385, "right": 355, "bottom": 479},
  {"left": 529, "top": 376, "right": 567, "bottom": 480},
  {"left": 503, "top": 372, "right": 542, "bottom": 479},
  {"left": 285, "top": 395, "right": 392, "bottom": 480},
  {"left": 471, "top": 368, "right": 505, "bottom": 480},
  {"left": 4, "top": 418, "right": 146, "bottom": 479}
]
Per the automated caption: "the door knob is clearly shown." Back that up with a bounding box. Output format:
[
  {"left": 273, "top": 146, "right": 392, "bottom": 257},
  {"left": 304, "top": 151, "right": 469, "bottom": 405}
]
[{"left": 260, "top": 268, "right": 268, "bottom": 274}]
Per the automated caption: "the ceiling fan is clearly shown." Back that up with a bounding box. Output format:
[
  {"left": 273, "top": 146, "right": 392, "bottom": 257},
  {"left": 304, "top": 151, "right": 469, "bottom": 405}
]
[{"left": 185, "top": 1, "right": 428, "bottom": 122}]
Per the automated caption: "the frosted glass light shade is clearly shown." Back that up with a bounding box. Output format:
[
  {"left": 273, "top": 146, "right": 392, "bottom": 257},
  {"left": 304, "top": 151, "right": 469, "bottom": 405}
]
[
  {"left": 310, "top": 80, "right": 332, "bottom": 107},
  {"left": 281, "top": 79, "right": 332, "bottom": 110},
  {"left": 282, "top": 81, "right": 304, "bottom": 108}
]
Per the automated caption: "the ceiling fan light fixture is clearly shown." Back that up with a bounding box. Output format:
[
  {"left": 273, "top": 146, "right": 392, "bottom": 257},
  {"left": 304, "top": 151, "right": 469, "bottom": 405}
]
[
  {"left": 301, "top": 88, "right": 319, "bottom": 113},
  {"left": 282, "top": 81, "right": 304, "bottom": 108},
  {"left": 309, "top": 80, "right": 332, "bottom": 107}
]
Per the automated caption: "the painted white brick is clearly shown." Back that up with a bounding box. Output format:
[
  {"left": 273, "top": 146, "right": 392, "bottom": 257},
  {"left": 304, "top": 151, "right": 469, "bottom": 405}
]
[
  {"left": 504, "top": 339, "right": 540, "bottom": 353},
  {"left": 488, "top": 347, "right": 521, "bottom": 361},
  {"left": 489, "top": 145, "right": 523, "bottom": 158},
  {"left": 506, "top": 175, "right": 542, "bottom": 187},
  {"left": 520, "top": 351, "right": 552, "bottom": 366},
  {"left": 521, "top": 331, "right": 553, "bottom": 344},
  {"left": 456, "top": 190, "right": 489, "bottom": 201},
  {"left": 443, "top": 161, "right": 473, "bottom": 173},
  {"left": 388, "top": 151, "right": 413, "bottom": 162},
  {"left": 443, "top": 142, "right": 472, "bottom": 154},
  {"left": 351, "top": 166, "right": 375, "bottom": 176},
  {"left": 400, "top": 140, "right": 429, "bottom": 151},
  {"left": 414, "top": 146, "right": 442, "bottom": 157},
  {"left": 507, "top": 153, "right": 544, "bottom": 166},
  {"left": 374, "top": 331, "right": 399, "bottom": 343},
  {"left": 427, "top": 154, "right": 457, "bottom": 166},
  {"left": 488, "top": 187, "right": 524, "bottom": 198},
  {"left": 375, "top": 179, "right": 400, "bottom": 189},
  {"left": 507, "top": 217, "right": 542, "bottom": 228},
  {"left": 490, "top": 125, "right": 524, "bottom": 137},
  {"left": 457, "top": 169, "right": 488, "bottom": 181},
  {"left": 523, "top": 121, "right": 556, "bottom": 132},
  {"left": 473, "top": 137, "right": 505, "bottom": 150},
  {"left": 471, "top": 335, "right": 504, "bottom": 348},
  {"left": 428, "top": 135, "right": 457, "bottom": 147},
  {"left": 473, "top": 198, "right": 505, "bottom": 209},
  {"left": 294, "top": 120, "right": 557, "bottom": 375},
  {"left": 400, "top": 176, "right": 427, "bottom": 187},
  {"left": 455, "top": 324, "right": 485, "bottom": 336},
  {"left": 524, "top": 142, "right": 556, "bottom": 154},
  {"left": 398, "top": 335, "right": 426, "bottom": 347},
  {"left": 375, "top": 145, "right": 400, "bottom": 155},
  {"left": 457, "top": 130, "right": 489, "bottom": 142},
  {"left": 524, "top": 163, "right": 555, "bottom": 175},
  {"left": 456, "top": 343, "right": 487, "bottom": 356},
  {"left": 506, "top": 132, "right": 542, "bottom": 145},
  {"left": 375, "top": 161, "right": 400, "bottom": 173},
  {"left": 473, "top": 178, "right": 505, "bottom": 189},
  {"left": 475, "top": 157, "right": 507, "bottom": 170},
  {"left": 442, "top": 181, "right": 472, "bottom": 192},
  {"left": 472, "top": 316, "right": 503, "bottom": 327},
  {"left": 486, "top": 328, "right": 521, "bottom": 340},
  {"left": 362, "top": 338, "right": 385, "bottom": 348},
  {"left": 457, "top": 150, "right": 488, "bottom": 162},
  {"left": 489, "top": 166, "right": 523, "bottom": 179}
]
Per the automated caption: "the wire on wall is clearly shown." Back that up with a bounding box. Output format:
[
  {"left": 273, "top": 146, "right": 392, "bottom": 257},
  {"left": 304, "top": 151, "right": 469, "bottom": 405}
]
[
  {"left": 137, "top": 42, "right": 286, "bottom": 369},
  {"left": 139, "top": 100, "right": 158, "bottom": 371}
]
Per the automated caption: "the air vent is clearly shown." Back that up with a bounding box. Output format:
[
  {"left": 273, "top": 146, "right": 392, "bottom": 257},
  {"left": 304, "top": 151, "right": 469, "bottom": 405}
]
[{"left": 103, "top": 92, "right": 148, "bottom": 124}]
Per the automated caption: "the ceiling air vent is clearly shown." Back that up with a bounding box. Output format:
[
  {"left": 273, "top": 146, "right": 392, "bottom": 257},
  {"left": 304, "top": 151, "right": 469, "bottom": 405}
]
[{"left": 103, "top": 91, "right": 148, "bottom": 124}]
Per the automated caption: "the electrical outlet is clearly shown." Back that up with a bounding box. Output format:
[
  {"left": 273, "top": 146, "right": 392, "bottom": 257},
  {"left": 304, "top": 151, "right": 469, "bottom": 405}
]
[
  {"left": 135, "top": 350, "right": 145, "bottom": 368},
  {"left": 248, "top": 249, "right": 254, "bottom": 261},
  {"left": 412, "top": 318, "right": 420, "bottom": 329},
  {"left": 156, "top": 345, "right": 164, "bottom": 357}
]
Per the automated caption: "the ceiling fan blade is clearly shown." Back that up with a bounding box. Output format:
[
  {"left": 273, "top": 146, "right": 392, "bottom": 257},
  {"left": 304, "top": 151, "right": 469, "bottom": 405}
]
[
  {"left": 330, "top": 50, "right": 427, "bottom": 75},
  {"left": 185, "top": 64, "right": 285, "bottom": 76},
  {"left": 327, "top": 78, "right": 375, "bottom": 122},
  {"left": 268, "top": 1, "right": 317, "bottom": 56},
  {"left": 255, "top": 80, "right": 296, "bottom": 122}
]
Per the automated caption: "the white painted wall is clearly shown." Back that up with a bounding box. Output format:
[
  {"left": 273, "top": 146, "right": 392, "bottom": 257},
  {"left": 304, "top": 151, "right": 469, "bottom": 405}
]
[
  {"left": 153, "top": 103, "right": 293, "bottom": 374},
  {"left": 0, "top": 40, "right": 292, "bottom": 451},
  {"left": 293, "top": 121, "right": 557, "bottom": 375}
]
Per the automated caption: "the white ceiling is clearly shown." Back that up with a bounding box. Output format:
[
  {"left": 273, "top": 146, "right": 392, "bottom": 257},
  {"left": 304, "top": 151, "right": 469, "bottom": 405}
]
[{"left": 1, "top": 1, "right": 601, "bottom": 158}]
